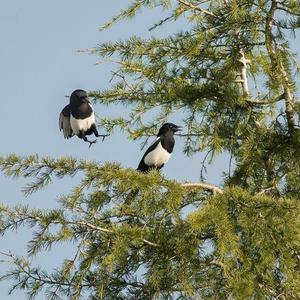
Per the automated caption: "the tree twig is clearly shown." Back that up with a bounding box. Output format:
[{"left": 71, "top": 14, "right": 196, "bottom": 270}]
[
  {"left": 77, "top": 221, "right": 159, "bottom": 247},
  {"left": 238, "top": 49, "right": 251, "bottom": 97},
  {"left": 177, "top": 0, "right": 218, "bottom": 18},
  {"left": 181, "top": 182, "right": 223, "bottom": 194},
  {"left": 245, "top": 93, "right": 285, "bottom": 105}
]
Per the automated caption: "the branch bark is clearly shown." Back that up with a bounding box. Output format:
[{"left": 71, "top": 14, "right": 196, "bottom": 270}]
[
  {"left": 278, "top": 59, "right": 295, "bottom": 133},
  {"left": 245, "top": 93, "right": 285, "bottom": 105},
  {"left": 181, "top": 182, "right": 223, "bottom": 194},
  {"left": 210, "top": 259, "right": 227, "bottom": 278},
  {"left": 238, "top": 49, "right": 251, "bottom": 97},
  {"left": 58, "top": 220, "right": 160, "bottom": 247},
  {"left": 177, "top": 0, "right": 218, "bottom": 18}
]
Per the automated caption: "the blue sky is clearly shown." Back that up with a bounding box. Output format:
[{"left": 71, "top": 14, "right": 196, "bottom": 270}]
[{"left": 0, "top": 1, "right": 299, "bottom": 299}]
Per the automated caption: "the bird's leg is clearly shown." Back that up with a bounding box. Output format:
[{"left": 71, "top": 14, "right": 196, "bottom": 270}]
[
  {"left": 83, "top": 136, "right": 97, "bottom": 148},
  {"left": 99, "top": 134, "right": 110, "bottom": 142},
  {"left": 92, "top": 124, "right": 109, "bottom": 141}
]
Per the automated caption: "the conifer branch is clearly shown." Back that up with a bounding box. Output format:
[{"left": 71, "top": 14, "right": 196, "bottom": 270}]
[
  {"left": 76, "top": 221, "right": 159, "bottom": 247},
  {"left": 1, "top": 2, "right": 300, "bottom": 298},
  {"left": 265, "top": 0, "right": 295, "bottom": 132},
  {"left": 177, "top": 0, "right": 218, "bottom": 18},
  {"left": 0, "top": 209, "right": 159, "bottom": 248},
  {"left": 210, "top": 259, "right": 227, "bottom": 278},
  {"left": 245, "top": 93, "right": 285, "bottom": 105},
  {"left": 279, "top": 59, "right": 295, "bottom": 133},
  {"left": 181, "top": 182, "right": 223, "bottom": 194},
  {"left": 0, "top": 251, "right": 84, "bottom": 288},
  {"left": 238, "top": 49, "right": 251, "bottom": 97}
]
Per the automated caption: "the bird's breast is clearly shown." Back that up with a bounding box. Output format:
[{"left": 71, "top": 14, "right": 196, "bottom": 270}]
[
  {"left": 144, "top": 142, "right": 172, "bottom": 167},
  {"left": 70, "top": 103, "right": 94, "bottom": 119},
  {"left": 70, "top": 113, "right": 95, "bottom": 135}
]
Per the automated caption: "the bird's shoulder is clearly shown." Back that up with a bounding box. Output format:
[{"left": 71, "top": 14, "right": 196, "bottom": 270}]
[
  {"left": 142, "top": 137, "right": 161, "bottom": 157},
  {"left": 60, "top": 104, "right": 71, "bottom": 117}
]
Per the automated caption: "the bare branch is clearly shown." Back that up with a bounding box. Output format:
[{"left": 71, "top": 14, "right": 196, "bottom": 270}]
[
  {"left": 181, "top": 182, "right": 223, "bottom": 194},
  {"left": 238, "top": 49, "right": 251, "bottom": 97},
  {"left": 278, "top": 59, "right": 295, "bottom": 132},
  {"left": 210, "top": 259, "right": 225, "bottom": 268}
]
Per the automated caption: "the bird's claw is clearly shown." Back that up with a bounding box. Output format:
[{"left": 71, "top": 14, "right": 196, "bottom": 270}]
[
  {"left": 97, "top": 134, "right": 109, "bottom": 142},
  {"left": 88, "top": 140, "right": 97, "bottom": 148},
  {"left": 85, "top": 135, "right": 109, "bottom": 147}
]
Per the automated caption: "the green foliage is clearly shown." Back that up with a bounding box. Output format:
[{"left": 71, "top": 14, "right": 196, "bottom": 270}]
[
  {"left": 1, "top": 1, "right": 300, "bottom": 299},
  {"left": 0, "top": 156, "right": 299, "bottom": 299},
  {"left": 92, "top": 0, "right": 300, "bottom": 177}
]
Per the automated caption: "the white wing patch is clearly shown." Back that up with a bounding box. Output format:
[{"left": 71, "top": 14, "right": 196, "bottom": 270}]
[
  {"left": 59, "top": 112, "right": 73, "bottom": 139},
  {"left": 70, "top": 113, "right": 95, "bottom": 135},
  {"left": 144, "top": 141, "right": 171, "bottom": 167}
]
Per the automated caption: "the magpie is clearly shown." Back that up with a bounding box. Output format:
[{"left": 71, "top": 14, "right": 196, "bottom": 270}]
[
  {"left": 59, "top": 89, "right": 105, "bottom": 147},
  {"left": 137, "top": 123, "right": 182, "bottom": 172}
]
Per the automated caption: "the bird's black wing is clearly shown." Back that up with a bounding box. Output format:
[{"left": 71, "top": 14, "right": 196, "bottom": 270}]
[
  {"left": 137, "top": 138, "right": 161, "bottom": 172},
  {"left": 59, "top": 104, "right": 74, "bottom": 139}
]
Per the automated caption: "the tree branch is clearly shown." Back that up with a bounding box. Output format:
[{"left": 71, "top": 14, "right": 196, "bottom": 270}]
[
  {"left": 278, "top": 59, "right": 295, "bottom": 133},
  {"left": 177, "top": 0, "right": 218, "bottom": 18},
  {"left": 245, "top": 92, "right": 285, "bottom": 105},
  {"left": 77, "top": 221, "right": 159, "bottom": 247},
  {"left": 265, "top": 0, "right": 295, "bottom": 133},
  {"left": 238, "top": 49, "right": 251, "bottom": 97},
  {"left": 0, "top": 251, "right": 82, "bottom": 288},
  {"left": 181, "top": 182, "right": 223, "bottom": 194},
  {"left": 1, "top": 212, "right": 159, "bottom": 248}
]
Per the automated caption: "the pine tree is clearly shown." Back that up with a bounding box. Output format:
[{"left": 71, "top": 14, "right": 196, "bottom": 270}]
[{"left": 1, "top": 1, "right": 300, "bottom": 299}]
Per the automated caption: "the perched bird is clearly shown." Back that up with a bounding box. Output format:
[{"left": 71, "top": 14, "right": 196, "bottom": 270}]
[
  {"left": 59, "top": 89, "right": 105, "bottom": 147},
  {"left": 137, "top": 123, "right": 182, "bottom": 172}
]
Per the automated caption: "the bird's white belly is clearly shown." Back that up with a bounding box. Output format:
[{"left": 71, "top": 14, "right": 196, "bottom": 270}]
[
  {"left": 70, "top": 113, "right": 95, "bottom": 135},
  {"left": 144, "top": 142, "right": 171, "bottom": 167}
]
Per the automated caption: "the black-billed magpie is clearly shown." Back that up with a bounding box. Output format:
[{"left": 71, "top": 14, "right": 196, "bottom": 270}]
[
  {"left": 137, "top": 123, "right": 182, "bottom": 172},
  {"left": 59, "top": 89, "right": 104, "bottom": 147}
]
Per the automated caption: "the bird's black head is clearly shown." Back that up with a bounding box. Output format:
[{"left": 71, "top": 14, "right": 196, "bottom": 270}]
[
  {"left": 70, "top": 89, "right": 89, "bottom": 105},
  {"left": 157, "top": 123, "right": 182, "bottom": 136}
]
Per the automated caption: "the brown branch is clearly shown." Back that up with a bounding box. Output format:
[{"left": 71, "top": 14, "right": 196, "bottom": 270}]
[
  {"left": 265, "top": 0, "right": 295, "bottom": 133},
  {"left": 77, "top": 221, "right": 113, "bottom": 234},
  {"left": 279, "top": 59, "right": 295, "bottom": 133},
  {"left": 258, "top": 283, "right": 287, "bottom": 299},
  {"left": 246, "top": 93, "right": 285, "bottom": 105},
  {"left": 238, "top": 49, "right": 251, "bottom": 97},
  {"left": 210, "top": 259, "right": 228, "bottom": 278},
  {"left": 256, "top": 186, "right": 278, "bottom": 196},
  {"left": 177, "top": 0, "right": 218, "bottom": 18},
  {"left": 77, "top": 221, "right": 159, "bottom": 247},
  {"left": 210, "top": 259, "right": 225, "bottom": 268},
  {"left": 1, "top": 212, "right": 159, "bottom": 248},
  {"left": 181, "top": 182, "right": 223, "bottom": 194}
]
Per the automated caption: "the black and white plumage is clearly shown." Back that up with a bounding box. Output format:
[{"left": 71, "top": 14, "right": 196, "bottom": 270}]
[
  {"left": 59, "top": 89, "right": 102, "bottom": 147},
  {"left": 137, "top": 123, "right": 182, "bottom": 172}
]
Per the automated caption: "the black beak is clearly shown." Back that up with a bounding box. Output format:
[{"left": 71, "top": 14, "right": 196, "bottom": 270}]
[{"left": 173, "top": 125, "right": 182, "bottom": 132}]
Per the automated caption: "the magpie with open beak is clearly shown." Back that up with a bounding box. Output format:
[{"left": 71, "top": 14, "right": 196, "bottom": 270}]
[
  {"left": 137, "top": 123, "right": 182, "bottom": 172},
  {"left": 59, "top": 89, "right": 105, "bottom": 147}
]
